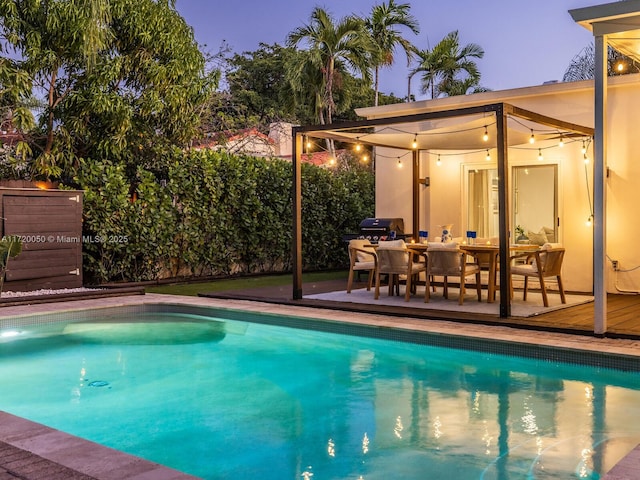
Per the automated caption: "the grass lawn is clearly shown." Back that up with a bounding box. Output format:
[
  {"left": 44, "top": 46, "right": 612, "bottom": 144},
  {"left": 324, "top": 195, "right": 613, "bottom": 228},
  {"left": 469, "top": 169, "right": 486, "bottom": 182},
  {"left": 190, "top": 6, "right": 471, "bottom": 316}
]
[{"left": 146, "top": 270, "right": 348, "bottom": 296}]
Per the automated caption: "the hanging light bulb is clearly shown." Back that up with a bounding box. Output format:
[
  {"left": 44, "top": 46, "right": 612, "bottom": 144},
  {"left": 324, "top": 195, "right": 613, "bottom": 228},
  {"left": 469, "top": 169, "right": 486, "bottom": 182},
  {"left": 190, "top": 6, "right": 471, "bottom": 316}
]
[
  {"left": 362, "top": 154, "right": 368, "bottom": 163},
  {"left": 581, "top": 140, "right": 587, "bottom": 155},
  {"left": 397, "top": 158, "right": 403, "bottom": 168},
  {"left": 306, "top": 137, "right": 312, "bottom": 150},
  {"left": 586, "top": 215, "right": 593, "bottom": 227},
  {"left": 584, "top": 153, "right": 589, "bottom": 164},
  {"left": 485, "top": 149, "right": 491, "bottom": 161},
  {"left": 411, "top": 134, "right": 418, "bottom": 149},
  {"left": 538, "top": 149, "right": 544, "bottom": 161},
  {"left": 436, "top": 154, "right": 442, "bottom": 167},
  {"left": 355, "top": 142, "right": 361, "bottom": 152},
  {"left": 529, "top": 129, "right": 535, "bottom": 144},
  {"left": 559, "top": 135, "right": 564, "bottom": 148},
  {"left": 483, "top": 126, "right": 489, "bottom": 142}
]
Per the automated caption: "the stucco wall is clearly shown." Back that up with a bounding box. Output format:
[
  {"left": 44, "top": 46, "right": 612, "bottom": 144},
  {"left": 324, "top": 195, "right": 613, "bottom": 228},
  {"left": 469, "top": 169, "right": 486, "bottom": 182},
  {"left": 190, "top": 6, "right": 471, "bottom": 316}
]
[{"left": 372, "top": 75, "right": 640, "bottom": 294}]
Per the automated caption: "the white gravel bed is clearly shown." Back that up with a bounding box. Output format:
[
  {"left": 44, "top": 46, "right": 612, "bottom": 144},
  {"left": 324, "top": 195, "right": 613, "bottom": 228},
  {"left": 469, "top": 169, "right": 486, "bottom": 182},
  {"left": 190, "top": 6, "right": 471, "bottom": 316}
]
[{"left": 0, "top": 287, "right": 104, "bottom": 298}]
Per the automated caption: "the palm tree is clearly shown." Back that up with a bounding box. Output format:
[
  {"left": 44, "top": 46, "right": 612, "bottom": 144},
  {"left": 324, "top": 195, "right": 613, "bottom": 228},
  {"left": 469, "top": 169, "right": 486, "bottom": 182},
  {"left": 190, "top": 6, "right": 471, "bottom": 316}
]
[
  {"left": 365, "top": 0, "right": 419, "bottom": 106},
  {"left": 438, "top": 77, "right": 490, "bottom": 97},
  {"left": 408, "top": 31, "right": 484, "bottom": 100},
  {"left": 285, "top": 49, "right": 327, "bottom": 124},
  {"left": 287, "top": 7, "right": 372, "bottom": 125}
]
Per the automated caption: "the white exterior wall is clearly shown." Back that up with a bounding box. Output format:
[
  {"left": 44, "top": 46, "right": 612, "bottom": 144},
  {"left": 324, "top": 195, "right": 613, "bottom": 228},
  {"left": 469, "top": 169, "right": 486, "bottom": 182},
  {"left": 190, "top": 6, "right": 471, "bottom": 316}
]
[{"left": 370, "top": 74, "right": 640, "bottom": 294}]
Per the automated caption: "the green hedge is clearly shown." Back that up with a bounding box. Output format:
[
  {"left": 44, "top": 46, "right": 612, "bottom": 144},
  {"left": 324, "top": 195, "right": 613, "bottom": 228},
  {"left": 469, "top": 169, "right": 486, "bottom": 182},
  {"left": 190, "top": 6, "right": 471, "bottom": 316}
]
[{"left": 74, "top": 149, "right": 374, "bottom": 284}]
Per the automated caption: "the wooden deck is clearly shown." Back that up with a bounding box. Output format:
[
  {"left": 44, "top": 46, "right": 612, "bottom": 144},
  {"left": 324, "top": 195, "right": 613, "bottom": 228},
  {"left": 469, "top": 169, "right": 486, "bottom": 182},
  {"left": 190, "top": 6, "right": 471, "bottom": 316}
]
[{"left": 201, "top": 278, "right": 640, "bottom": 339}]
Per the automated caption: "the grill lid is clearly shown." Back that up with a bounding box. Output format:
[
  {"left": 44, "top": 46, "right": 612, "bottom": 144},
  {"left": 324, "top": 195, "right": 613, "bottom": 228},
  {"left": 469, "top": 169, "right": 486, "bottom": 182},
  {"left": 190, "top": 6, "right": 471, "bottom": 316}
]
[{"left": 359, "top": 218, "right": 404, "bottom": 234}]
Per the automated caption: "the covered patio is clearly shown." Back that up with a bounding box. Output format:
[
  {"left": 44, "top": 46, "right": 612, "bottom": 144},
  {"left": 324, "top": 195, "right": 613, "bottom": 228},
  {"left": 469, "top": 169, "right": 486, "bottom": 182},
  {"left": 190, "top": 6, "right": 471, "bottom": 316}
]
[{"left": 291, "top": 102, "right": 594, "bottom": 322}]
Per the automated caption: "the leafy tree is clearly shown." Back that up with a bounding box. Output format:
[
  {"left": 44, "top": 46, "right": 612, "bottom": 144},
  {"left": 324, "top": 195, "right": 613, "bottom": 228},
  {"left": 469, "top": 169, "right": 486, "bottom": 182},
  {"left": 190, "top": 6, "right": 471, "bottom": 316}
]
[
  {"left": 365, "top": 0, "right": 419, "bottom": 106},
  {"left": 0, "top": 0, "right": 216, "bottom": 180},
  {"left": 226, "top": 43, "right": 298, "bottom": 125},
  {"left": 287, "top": 7, "right": 373, "bottom": 125},
  {"left": 409, "top": 30, "right": 484, "bottom": 99},
  {"left": 199, "top": 43, "right": 300, "bottom": 136},
  {"left": 563, "top": 43, "right": 640, "bottom": 82}
]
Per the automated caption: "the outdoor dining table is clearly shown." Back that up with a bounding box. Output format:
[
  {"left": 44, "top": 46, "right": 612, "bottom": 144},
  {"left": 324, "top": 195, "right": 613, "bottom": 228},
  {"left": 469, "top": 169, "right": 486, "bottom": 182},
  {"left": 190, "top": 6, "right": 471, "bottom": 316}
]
[{"left": 459, "top": 243, "right": 540, "bottom": 303}]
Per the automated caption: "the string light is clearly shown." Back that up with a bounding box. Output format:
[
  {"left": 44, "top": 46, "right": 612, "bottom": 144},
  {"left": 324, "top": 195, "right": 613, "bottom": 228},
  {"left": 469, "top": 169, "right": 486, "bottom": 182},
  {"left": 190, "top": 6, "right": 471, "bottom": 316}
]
[
  {"left": 529, "top": 129, "right": 535, "bottom": 144},
  {"left": 361, "top": 154, "right": 368, "bottom": 163},
  {"left": 436, "top": 154, "right": 442, "bottom": 167},
  {"left": 586, "top": 215, "right": 593, "bottom": 227},
  {"left": 559, "top": 135, "right": 564, "bottom": 148},
  {"left": 306, "top": 136, "right": 311, "bottom": 150},
  {"left": 584, "top": 153, "right": 589, "bottom": 164},
  {"left": 538, "top": 149, "right": 543, "bottom": 161},
  {"left": 483, "top": 126, "right": 489, "bottom": 142},
  {"left": 397, "top": 158, "right": 403, "bottom": 168},
  {"left": 581, "top": 140, "right": 587, "bottom": 155},
  {"left": 411, "top": 134, "right": 418, "bottom": 150},
  {"left": 485, "top": 149, "right": 491, "bottom": 161}
]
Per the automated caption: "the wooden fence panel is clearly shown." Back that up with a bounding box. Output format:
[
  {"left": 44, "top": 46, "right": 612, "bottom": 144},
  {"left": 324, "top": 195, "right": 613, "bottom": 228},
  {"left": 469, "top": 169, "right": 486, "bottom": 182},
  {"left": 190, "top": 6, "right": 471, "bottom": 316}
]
[{"left": 1, "top": 188, "right": 83, "bottom": 291}]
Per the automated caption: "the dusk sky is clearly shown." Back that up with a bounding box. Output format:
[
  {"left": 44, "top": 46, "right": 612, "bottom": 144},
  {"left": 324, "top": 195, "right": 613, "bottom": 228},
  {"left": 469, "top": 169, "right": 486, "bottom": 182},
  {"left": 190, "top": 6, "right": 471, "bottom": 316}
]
[{"left": 175, "top": 0, "right": 607, "bottom": 100}]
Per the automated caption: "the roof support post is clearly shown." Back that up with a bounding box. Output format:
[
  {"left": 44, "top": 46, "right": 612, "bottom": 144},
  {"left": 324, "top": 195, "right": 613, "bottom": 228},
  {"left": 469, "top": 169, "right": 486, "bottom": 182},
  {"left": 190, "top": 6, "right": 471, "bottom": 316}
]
[
  {"left": 412, "top": 149, "right": 420, "bottom": 239},
  {"left": 496, "top": 106, "right": 511, "bottom": 318},
  {"left": 292, "top": 129, "right": 303, "bottom": 300},
  {"left": 593, "top": 34, "right": 608, "bottom": 334}
]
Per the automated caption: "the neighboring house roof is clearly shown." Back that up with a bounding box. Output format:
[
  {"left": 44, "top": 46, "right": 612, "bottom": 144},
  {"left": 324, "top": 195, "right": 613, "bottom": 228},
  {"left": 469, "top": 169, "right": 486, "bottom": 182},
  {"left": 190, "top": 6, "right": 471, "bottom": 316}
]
[{"left": 192, "top": 128, "right": 276, "bottom": 156}]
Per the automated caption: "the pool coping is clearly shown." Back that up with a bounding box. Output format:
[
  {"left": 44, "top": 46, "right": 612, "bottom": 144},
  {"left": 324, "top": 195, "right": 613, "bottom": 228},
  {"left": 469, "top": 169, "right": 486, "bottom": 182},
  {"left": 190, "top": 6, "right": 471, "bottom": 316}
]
[{"left": 2, "top": 293, "right": 640, "bottom": 479}]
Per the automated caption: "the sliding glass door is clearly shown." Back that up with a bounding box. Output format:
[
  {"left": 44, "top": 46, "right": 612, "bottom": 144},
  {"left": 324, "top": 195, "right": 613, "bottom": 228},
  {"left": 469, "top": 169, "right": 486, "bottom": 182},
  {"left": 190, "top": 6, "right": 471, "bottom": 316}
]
[
  {"left": 464, "top": 164, "right": 558, "bottom": 244},
  {"left": 512, "top": 165, "right": 558, "bottom": 243}
]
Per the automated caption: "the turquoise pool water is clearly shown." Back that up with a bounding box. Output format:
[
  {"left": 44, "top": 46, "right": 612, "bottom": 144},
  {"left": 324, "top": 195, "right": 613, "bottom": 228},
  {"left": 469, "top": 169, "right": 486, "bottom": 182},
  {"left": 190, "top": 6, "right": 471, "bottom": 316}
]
[{"left": 1, "top": 308, "right": 640, "bottom": 479}]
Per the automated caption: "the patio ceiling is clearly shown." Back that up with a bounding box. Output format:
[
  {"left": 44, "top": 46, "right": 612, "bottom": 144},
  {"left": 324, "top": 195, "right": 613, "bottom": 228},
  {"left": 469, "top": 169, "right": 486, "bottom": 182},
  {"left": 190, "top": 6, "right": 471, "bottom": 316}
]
[{"left": 571, "top": 0, "right": 640, "bottom": 62}]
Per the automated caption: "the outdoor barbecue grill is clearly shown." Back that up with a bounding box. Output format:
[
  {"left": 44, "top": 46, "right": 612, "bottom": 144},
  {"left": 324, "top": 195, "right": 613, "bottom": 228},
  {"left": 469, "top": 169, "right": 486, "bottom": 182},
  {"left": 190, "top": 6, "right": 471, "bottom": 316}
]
[{"left": 357, "top": 217, "right": 405, "bottom": 243}]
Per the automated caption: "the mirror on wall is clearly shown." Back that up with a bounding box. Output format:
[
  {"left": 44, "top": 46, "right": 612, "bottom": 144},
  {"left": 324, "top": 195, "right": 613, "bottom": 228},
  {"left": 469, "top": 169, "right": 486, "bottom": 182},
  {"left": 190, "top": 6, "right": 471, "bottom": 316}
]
[{"left": 512, "top": 165, "right": 558, "bottom": 244}]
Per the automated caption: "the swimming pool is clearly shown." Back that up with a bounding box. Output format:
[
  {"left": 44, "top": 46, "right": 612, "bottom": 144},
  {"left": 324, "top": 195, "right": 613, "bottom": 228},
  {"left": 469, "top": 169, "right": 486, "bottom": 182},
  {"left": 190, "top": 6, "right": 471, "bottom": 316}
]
[{"left": 1, "top": 303, "right": 640, "bottom": 480}]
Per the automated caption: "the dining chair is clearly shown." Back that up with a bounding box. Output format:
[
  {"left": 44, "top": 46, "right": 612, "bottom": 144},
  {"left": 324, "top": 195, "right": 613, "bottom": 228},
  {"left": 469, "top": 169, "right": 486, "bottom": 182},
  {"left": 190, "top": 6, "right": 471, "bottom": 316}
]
[
  {"left": 374, "top": 240, "right": 426, "bottom": 301},
  {"left": 425, "top": 243, "right": 482, "bottom": 305},
  {"left": 510, "top": 243, "right": 566, "bottom": 307},
  {"left": 347, "top": 239, "right": 377, "bottom": 293}
]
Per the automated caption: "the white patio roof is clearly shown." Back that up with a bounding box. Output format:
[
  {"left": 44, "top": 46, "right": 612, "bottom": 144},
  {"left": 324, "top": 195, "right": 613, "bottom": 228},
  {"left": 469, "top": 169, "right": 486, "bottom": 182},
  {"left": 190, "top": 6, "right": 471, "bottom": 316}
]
[{"left": 570, "top": 0, "right": 640, "bottom": 62}]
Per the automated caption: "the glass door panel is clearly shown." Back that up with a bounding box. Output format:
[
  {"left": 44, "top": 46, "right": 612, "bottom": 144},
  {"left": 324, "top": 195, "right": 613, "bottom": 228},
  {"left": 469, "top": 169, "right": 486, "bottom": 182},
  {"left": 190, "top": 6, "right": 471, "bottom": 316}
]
[{"left": 512, "top": 165, "right": 557, "bottom": 243}]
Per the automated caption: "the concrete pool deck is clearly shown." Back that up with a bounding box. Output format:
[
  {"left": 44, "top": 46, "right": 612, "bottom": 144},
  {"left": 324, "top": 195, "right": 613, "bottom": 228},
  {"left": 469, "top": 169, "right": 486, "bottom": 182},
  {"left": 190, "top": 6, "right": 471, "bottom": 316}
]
[{"left": 2, "top": 293, "right": 640, "bottom": 479}]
